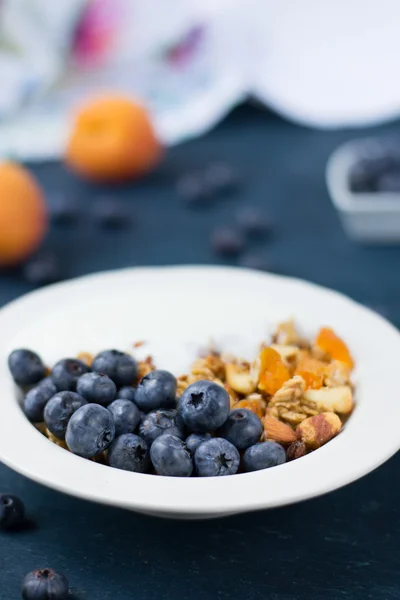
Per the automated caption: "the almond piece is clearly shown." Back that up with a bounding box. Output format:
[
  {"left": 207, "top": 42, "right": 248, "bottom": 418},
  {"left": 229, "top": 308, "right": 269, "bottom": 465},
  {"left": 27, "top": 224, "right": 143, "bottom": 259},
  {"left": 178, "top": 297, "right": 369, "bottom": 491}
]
[
  {"left": 296, "top": 412, "right": 342, "bottom": 449},
  {"left": 263, "top": 415, "right": 297, "bottom": 444},
  {"left": 304, "top": 386, "right": 353, "bottom": 414},
  {"left": 270, "top": 344, "right": 300, "bottom": 365}
]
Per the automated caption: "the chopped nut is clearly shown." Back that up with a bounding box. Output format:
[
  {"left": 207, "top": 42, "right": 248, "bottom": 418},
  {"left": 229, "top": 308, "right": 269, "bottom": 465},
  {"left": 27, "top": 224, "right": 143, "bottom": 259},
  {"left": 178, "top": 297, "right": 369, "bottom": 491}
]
[
  {"left": 191, "top": 354, "right": 226, "bottom": 382},
  {"left": 271, "top": 319, "right": 308, "bottom": 347},
  {"left": 286, "top": 440, "right": 307, "bottom": 461},
  {"left": 324, "top": 361, "right": 351, "bottom": 388},
  {"left": 137, "top": 356, "right": 156, "bottom": 380},
  {"left": 34, "top": 422, "right": 47, "bottom": 435},
  {"left": 270, "top": 344, "right": 300, "bottom": 366},
  {"left": 267, "top": 375, "right": 333, "bottom": 425},
  {"left": 304, "top": 386, "right": 353, "bottom": 414},
  {"left": 133, "top": 340, "right": 145, "bottom": 348},
  {"left": 296, "top": 412, "right": 342, "bottom": 449},
  {"left": 263, "top": 415, "right": 297, "bottom": 444},
  {"left": 225, "top": 362, "right": 257, "bottom": 395},
  {"left": 45, "top": 428, "right": 68, "bottom": 450}
]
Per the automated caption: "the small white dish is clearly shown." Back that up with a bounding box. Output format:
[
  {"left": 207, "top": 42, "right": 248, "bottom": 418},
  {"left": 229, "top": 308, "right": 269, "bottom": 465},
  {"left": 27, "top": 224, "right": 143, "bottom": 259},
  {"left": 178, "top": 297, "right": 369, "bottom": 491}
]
[
  {"left": 0, "top": 265, "right": 399, "bottom": 519},
  {"left": 327, "top": 138, "right": 400, "bottom": 242}
]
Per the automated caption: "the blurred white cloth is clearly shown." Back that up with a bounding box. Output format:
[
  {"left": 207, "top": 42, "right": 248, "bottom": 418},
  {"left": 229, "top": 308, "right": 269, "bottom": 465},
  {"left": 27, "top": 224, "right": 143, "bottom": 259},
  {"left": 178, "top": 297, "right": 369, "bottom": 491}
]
[{"left": 0, "top": 0, "right": 400, "bottom": 159}]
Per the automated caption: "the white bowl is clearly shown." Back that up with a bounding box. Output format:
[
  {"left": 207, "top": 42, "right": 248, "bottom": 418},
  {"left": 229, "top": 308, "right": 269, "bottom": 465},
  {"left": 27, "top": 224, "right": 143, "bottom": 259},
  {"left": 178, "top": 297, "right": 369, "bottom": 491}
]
[
  {"left": 327, "top": 138, "right": 400, "bottom": 243},
  {"left": 0, "top": 266, "right": 399, "bottom": 519}
]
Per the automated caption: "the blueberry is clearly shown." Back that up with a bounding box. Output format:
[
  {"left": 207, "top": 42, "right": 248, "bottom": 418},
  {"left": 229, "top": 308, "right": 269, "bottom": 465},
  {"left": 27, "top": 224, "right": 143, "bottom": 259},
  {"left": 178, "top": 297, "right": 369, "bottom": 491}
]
[
  {"left": 22, "top": 253, "right": 61, "bottom": 286},
  {"left": 177, "top": 173, "right": 210, "bottom": 207},
  {"left": 23, "top": 377, "right": 57, "bottom": 422},
  {"left": 76, "top": 372, "right": 116, "bottom": 406},
  {"left": 139, "top": 409, "right": 183, "bottom": 445},
  {"left": 22, "top": 568, "right": 69, "bottom": 600},
  {"left": 218, "top": 409, "right": 263, "bottom": 450},
  {"left": 236, "top": 206, "right": 271, "bottom": 238},
  {"left": 44, "top": 391, "right": 87, "bottom": 440},
  {"left": 8, "top": 349, "right": 46, "bottom": 386},
  {"left": 92, "top": 349, "right": 138, "bottom": 387},
  {"left": 239, "top": 252, "right": 271, "bottom": 272},
  {"left": 178, "top": 380, "right": 230, "bottom": 433},
  {"left": 108, "top": 434, "right": 150, "bottom": 473},
  {"left": 376, "top": 171, "right": 400, "bottom": 192},
  {"left": 211, "top": 227, "right": 245, "bottom": 256},
  {"left": 204, "top": 163, "right": 239, "bottom": 195},
  {"left": 66, "top": 403, "right": 115, "bottom": 458},
  {"left": 0, "top": 494, "right": 25, "bottom": 530},
  {"left": 50, "top": 194, "right": 80, "bottom": 226},
  {"left": 150, "top": 434, "right": 193, "bottom": 477},
  {"left": 134, "top": 370, "right": 177, "bottom": 412},
  {"left": 108, "top": 399, "right": 141, "bottom": 436},
  {"left": 185, "top": 433, "right": 212, "bottom": 454},
  {"left": 118, "top": 386, "right": 137, "bottom": 401},
  {"left": 243, "top": 441, "right": 286, "bottom": 472},
  {"left": 93, "top": 199, "right": 131, "bottom": 229},
  {"left": 51, "top": 358, "right": 90, "bottom": 391},
  {"left": 194, "top": 437, "right": 240, "bottom": 477}
]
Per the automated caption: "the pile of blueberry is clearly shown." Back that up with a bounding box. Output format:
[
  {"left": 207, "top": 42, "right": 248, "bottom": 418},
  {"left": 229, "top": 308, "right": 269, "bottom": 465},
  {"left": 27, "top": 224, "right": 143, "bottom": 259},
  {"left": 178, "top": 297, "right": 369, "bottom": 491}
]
[
  {"left": 349, "top": 140, "right": 400, "bottom": 193},
  {"left": 9, "top": 348, "right": 286, "bottom": 478}
]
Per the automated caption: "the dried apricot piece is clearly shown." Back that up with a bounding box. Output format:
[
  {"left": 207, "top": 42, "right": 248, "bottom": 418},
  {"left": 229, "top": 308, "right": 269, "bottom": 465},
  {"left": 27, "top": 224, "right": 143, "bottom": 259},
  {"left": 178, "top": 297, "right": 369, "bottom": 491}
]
[
  {"left": 258, "top": 347, "right": 290, "bottom": 395},
  {"left": 295, "top": 356, "right": 326, "bottom": 390},
  {"left": 315, "top": 327, "right": 354, "bottom": 370},
  {"left": 233, "top": 396, "right": 266, "bottom": 419}
]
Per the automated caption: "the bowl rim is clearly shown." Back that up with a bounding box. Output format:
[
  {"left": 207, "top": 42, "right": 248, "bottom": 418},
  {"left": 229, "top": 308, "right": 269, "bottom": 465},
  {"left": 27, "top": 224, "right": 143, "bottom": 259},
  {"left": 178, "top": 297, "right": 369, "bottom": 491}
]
[{"left": 0, "top": 265, "right": 399, "bottom": 517}]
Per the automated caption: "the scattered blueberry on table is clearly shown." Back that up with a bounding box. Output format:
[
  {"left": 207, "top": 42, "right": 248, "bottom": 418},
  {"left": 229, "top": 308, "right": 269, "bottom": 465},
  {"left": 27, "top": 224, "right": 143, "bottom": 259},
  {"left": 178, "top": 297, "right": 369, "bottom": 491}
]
[
  {"left": 211, "top": 227, "right": 246, "bottom": 257},
  {"left": 22, "top": 568, "right": 69, "bottom": 600},
  {"left": 50, "top": 195, "right": 80, "bottom": 227},
  {"left": 92, "top": 198, "right": 131, "bottom": 229},
  {"left": 0, "top": 494, "right": 25, "bottom": 531},
  {"left": 22, "top": 252, "right": 61, "bottom": 286},
  {"left": 235, "top": 205, "right": 271, "bottom": 238}
]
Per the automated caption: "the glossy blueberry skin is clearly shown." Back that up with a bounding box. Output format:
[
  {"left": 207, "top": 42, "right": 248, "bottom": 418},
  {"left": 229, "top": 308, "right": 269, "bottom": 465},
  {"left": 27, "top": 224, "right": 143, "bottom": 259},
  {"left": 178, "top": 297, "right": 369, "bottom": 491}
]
[
  {"left": 22, "top": 568, "right": 69, "bottom": 600},
  {"left": 108, "top": 399, "right": 141, "bottom": 436},
  {"left": 194, "top": 438, "right": 240, "bottom": 477},
  {"left": 178, "top": 380, "right": 230, "bottom": 433},
  {"left": 185, "top": 433, "right": 212, "bottom": 455},
  {"left": 218, "top": 409, "right": 263, "bottom": 450},
  {"left": 139, "top": 409, "right": 184, "bottom": 445},
  {"left": 0, "top": 494, "right": 25, "bottom": 530},
  {"left": 44, "top": 391, "right": 87, "bottom": 440},
  {"left": 76, "top": 372, "right": 116, "bottom": 406},
  {"left": 118, "top": 386, "right": 137, "bottom": 401},
  {"left": 23, "top": 377, "right": 57, "bottom": 422},
  {"left": 51, "top": 358, "right": 90, "bottom": 391},
  {"left": 134, "top": 370, "right": 177, "bottom": 412},
  {"left": 66, "top": 403, "right": 115, "bottom": 458},
  {"left": 8, "top": 349, "right": 46, "bottom": 386},
  {"left": 150, "top": 434, "right": 193, "bottom": 477},
  {"left": 108, "top": 434, "right": 150, "bottom": 473},
  {"left": 243, "top": 442, "right": 286, "bottom": 472},
  {"left": 92, "top": 350, "right": 138, "bottom": 387}
]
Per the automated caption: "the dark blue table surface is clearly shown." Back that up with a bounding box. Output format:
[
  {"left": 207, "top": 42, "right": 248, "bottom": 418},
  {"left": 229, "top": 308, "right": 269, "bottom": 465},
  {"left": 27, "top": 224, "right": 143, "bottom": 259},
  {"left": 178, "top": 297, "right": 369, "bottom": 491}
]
[{"left": 1, "top": 105, "right": 400, "bottom": 599}]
